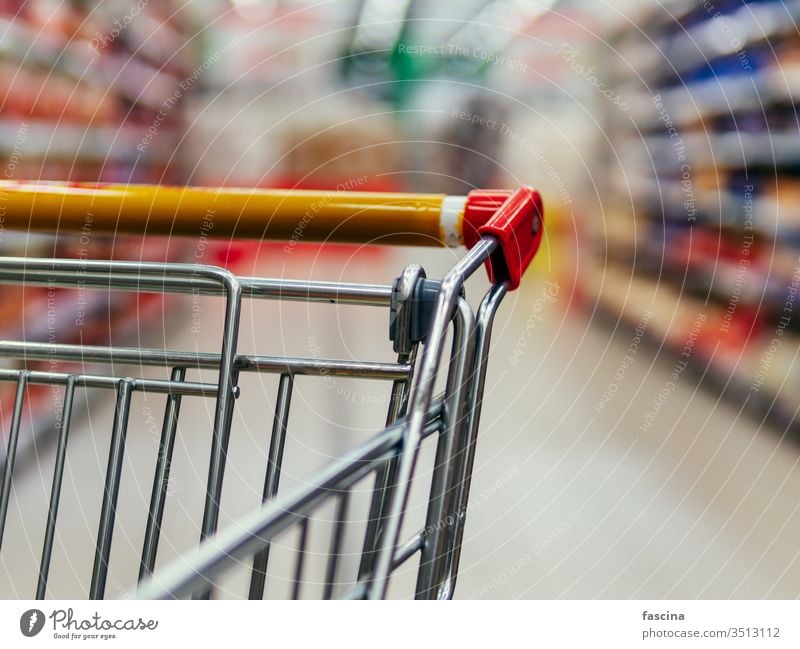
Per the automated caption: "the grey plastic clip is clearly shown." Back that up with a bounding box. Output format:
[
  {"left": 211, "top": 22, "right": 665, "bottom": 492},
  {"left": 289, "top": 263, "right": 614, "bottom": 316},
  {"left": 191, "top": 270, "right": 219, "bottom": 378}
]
[{"left": 389, "top": 265, "right": 449, "bottom": 355}]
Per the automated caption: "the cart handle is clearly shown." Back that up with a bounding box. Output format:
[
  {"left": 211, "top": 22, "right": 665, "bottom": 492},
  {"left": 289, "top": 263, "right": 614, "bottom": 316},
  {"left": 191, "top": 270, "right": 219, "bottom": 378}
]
[{"left": 0, "top": 181, "right": 543, "bottom": 290}]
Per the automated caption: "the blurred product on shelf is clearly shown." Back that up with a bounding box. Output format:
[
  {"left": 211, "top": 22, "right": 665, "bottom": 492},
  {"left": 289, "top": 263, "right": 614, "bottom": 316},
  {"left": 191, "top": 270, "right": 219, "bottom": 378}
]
[
  {"left": 0, "top": 0, "right": 200, "bottom": 458},
  {"left": 594, "top": 0, "right": 800, "bottom": 432}
]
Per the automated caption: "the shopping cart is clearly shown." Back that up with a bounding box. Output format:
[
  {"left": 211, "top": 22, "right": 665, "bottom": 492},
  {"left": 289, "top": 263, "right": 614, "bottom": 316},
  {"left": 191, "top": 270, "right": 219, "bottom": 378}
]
[{"left": 0, "top": 180, "right": 543, "bottom": 600}]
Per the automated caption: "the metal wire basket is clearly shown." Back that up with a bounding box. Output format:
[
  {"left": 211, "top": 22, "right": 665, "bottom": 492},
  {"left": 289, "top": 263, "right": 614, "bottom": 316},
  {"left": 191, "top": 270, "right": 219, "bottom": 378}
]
[{"left": 0, "top": 181, "right": 543, "bottom": 599}]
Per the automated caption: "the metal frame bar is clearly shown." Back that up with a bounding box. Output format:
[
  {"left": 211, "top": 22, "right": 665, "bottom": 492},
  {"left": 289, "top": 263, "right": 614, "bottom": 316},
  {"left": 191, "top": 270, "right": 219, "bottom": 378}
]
[
  {"left": 138, "top": 367, "right": 186, "bottom": 581},
  {"left": 415, "top": 298, "right": 476, "bottom": 598},
  {"left": 366, "top": 237, "right": 499, "bottom": 599},
  {"left": 0, "top": 264, "right": 391, "bottom": 306},
  {"left": 248, "top": 373, "right": 293, "bottom": 599},
  {"left": 0, "top": 342, "right": 410, "bottom": 381},
  {"left": 1, "top": 234, "right": 511, "bottom": 600},
  {"left": 90, "top": 378, "right": 135, "bottom": 599},
  {"left": 421, "top": 283, "right": 508, "bottom": 599},
  {"left": 0, "top": 369, "right": 217, "bottom": 397},
  {"left": 37, "top": 375, "right": 77, "bottom": 599},
  {"left": 0, "top": 372, "right": 30, "bottom": 554},
  {"left": 134, "top": 401, "right": 445, "bottom": 599}
]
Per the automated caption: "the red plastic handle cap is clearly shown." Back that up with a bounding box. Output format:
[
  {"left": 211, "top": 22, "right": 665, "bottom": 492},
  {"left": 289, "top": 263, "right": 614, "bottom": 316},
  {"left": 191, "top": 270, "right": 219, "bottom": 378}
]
[
  {"left": 462, "top": 189, "right": 513, "bottom": 250},
  {"left": 464, "top": 186, "right": 544, "bottom": 290}
]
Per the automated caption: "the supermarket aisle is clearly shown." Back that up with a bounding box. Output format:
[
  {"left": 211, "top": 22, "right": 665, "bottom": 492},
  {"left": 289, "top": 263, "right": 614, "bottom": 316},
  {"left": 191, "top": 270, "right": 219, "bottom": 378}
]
[
  {"left": 3, "top": 249, "right": 800, "bottom": 599},
  {"left": 458, "top": 280, "right": 800, "bottom": 599}
]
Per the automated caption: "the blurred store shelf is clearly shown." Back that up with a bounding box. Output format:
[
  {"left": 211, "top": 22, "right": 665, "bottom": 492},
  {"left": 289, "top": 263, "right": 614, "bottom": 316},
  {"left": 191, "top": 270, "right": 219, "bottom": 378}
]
[{"left": 597, "top": 0, "right": 800, "bottom": 433}]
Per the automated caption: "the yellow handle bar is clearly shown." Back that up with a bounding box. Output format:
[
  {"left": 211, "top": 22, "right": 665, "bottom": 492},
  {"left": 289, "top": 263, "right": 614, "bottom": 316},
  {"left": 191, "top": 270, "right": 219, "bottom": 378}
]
[
  {"left": 0, "top": 181, "right": 470, "bottom": 248},
  {"left": 0, "top": 181, "right": 544, "bottom": 289}
]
